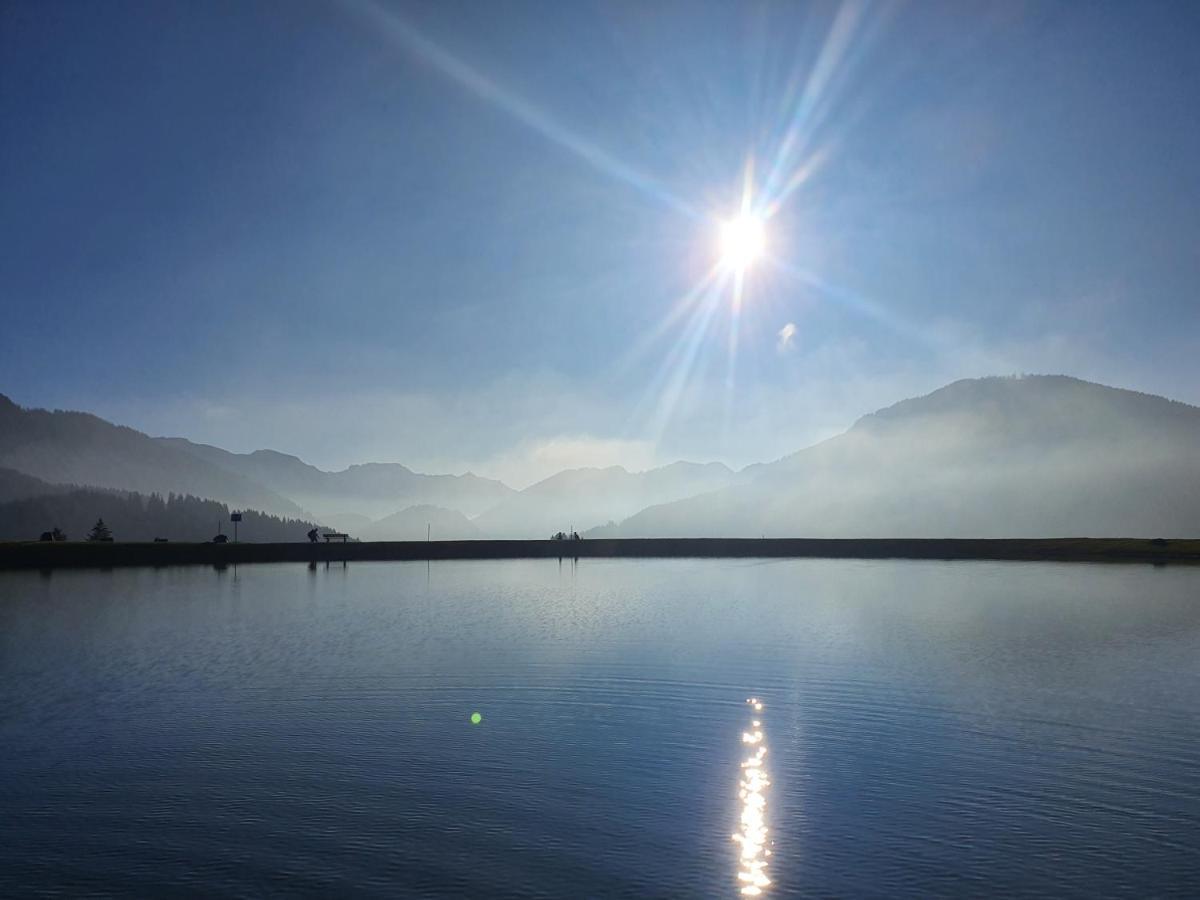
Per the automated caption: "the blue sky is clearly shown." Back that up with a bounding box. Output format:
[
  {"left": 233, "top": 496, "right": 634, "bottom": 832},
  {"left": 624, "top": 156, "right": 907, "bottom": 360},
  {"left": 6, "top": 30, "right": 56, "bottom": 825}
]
[{"left": 3, "top": 0, "right": 1199, "bottom": 485}]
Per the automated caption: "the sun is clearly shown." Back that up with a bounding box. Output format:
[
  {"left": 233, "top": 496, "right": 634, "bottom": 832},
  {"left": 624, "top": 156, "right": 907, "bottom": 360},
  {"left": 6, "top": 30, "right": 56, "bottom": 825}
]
[{"left": 719, "top": 214, "right": 766, "bottom": 272}]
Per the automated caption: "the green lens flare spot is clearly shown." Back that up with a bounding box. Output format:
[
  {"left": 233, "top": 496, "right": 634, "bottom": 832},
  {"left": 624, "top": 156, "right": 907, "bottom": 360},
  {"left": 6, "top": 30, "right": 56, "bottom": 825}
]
[{"left": 470, "top": 712, "right": 482, "bottom": 725}]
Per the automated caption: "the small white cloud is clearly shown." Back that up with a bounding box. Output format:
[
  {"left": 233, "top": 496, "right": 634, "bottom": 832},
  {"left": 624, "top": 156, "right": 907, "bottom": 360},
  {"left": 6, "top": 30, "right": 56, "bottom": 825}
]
[{"left": 777, "top": 322, "right": 797, "bottom": 351}]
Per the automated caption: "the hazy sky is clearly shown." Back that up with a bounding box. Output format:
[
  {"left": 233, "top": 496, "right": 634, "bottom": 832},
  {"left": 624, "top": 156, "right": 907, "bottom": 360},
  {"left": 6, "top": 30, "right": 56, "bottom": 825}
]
[{"left": 3, "top": 0, "right": 1199, "bottom": 486}]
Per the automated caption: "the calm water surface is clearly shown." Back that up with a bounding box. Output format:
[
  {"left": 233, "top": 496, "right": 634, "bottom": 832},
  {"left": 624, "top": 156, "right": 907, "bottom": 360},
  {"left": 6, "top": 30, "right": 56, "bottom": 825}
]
[{"left": 1, "top": 559, "right": 1198, "bottom": 897}]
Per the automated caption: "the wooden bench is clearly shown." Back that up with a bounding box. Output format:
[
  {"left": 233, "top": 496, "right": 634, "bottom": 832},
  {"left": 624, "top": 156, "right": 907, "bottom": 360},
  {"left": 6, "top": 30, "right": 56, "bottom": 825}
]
[{"left": 323, "top": 532, "right": 349, "bottom": 543}]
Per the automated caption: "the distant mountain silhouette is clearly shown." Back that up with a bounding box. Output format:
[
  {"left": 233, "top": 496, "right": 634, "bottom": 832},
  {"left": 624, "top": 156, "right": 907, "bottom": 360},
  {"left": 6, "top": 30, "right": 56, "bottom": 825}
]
[
  {"left": 158, "top": 439, "right": 514, "bottom": 520},
  {"left": 473, "top": 461, "right": 735, "bottom": 538},
  {"left": 0, "top": 395, "right": 304, "bottom": 517},
  {"left": 596, "top": 376, "right": 1200, "bottom": 538},
  {"left": 359, "top": 504, "right": 480, "bottom": 542}
]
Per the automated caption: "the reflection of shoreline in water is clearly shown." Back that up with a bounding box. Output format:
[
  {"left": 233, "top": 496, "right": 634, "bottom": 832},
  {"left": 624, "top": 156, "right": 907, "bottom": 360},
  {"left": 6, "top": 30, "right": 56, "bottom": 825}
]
[{"left": 733, "top": 697, "right": 771, "bottom": 896}]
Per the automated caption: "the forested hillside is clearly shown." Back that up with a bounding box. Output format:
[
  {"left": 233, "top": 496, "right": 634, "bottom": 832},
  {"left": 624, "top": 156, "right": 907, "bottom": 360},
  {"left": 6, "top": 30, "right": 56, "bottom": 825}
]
[{"left": 0, "top": 489, "right": 318, "bottom": 543}]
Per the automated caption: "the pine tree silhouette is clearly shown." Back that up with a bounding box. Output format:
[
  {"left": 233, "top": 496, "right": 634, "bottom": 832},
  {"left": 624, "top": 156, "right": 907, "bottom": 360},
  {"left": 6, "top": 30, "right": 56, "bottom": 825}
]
[{"left": 87, "top": 518, "right": 113, "bottom": 542}]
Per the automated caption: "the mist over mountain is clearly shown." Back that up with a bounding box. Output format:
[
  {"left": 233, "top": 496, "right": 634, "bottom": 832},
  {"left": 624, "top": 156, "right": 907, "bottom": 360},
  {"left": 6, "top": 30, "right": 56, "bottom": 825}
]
[
  {"left": 597, "top": 376, "right": 1200, "bottom": 538},
  {"left": 3, "top": 376, "right": 1197, "bottom": 541},
  {"left": 0, "top": 467, "right": 66, "bottom": 504},
  {"left": 359, "top": 505, "right": 480, "bottom": 542},
  {"left": 158, "top": 439, "right": 514, "bottom": 521},
  {"left": 473, "top": 461, "right": 735, "bottom": 538},
  {"left": 0, "top": 395, "right": 304, "bottom": 517},
  {"left": 319, "top": 512, "right": 375, "bottom": 536}
]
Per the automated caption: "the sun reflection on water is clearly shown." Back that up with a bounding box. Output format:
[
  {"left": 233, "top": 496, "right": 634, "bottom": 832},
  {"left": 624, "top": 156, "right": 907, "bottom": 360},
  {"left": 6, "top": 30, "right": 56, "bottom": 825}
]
[{"left": 733, "top": 697, "right": 772, "bottom": 895}]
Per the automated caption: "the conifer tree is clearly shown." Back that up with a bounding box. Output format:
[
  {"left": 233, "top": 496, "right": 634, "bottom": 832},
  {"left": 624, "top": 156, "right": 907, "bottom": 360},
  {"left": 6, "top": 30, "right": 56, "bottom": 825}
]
[{"left": 87, "top": 518, "right": 112, "bottom": 541}]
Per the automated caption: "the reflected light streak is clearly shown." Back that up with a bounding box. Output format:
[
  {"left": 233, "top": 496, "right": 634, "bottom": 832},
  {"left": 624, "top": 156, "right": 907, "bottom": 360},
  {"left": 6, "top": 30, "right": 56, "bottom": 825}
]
[
  {"left": 733, "top": 697, "right": 772, "bottom": 895},
  {"left": 350, "top": 0, "right": 698, "bottom": 218}
]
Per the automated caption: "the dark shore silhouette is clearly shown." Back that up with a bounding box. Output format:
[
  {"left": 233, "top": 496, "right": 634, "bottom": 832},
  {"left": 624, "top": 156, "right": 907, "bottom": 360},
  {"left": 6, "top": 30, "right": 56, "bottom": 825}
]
[{"left": 2, "top": 537, "right": 1197, "bottom": 571}]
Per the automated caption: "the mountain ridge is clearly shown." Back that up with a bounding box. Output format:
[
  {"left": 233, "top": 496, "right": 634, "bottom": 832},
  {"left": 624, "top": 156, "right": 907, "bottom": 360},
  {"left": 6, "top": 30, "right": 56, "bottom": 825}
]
[
  {"left": 0, "top": 395, "right": 305, "bottom": 517},
  {"left": 157, "top": 437, "right": 514, "bottom": 521},
  {"left": 598, "top": 375, "right": 1200, "bottom": 538}
]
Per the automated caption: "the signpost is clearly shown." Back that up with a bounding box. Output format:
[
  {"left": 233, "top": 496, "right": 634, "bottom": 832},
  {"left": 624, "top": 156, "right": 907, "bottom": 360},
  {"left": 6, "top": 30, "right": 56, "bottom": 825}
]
[{"left": 230, "top": 512, "right": 242, "bottom": 543}]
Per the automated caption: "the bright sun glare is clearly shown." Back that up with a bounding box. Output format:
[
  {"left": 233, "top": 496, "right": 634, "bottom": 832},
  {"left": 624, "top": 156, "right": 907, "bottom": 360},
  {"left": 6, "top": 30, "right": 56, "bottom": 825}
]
[{"left": 720, "top": 214, "right": 766, "bottom": 272}]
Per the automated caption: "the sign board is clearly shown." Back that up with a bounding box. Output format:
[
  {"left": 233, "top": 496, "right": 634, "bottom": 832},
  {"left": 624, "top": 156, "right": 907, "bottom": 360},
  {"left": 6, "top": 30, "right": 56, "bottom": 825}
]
[{"left": 230, "top": 513, "right": 243, "bottom": 522}]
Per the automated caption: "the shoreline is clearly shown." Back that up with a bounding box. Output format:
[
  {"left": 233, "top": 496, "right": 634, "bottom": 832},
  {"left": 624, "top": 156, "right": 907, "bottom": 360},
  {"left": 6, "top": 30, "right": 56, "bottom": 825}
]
[{"left": 2, "top": 537, "right": 1199, "bottom": 570}]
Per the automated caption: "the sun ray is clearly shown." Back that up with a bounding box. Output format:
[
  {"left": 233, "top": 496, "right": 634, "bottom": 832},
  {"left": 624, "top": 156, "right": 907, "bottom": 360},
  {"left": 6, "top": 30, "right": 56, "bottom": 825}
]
[
  {"left": 759, "top": 1, "right": 868, "bottom": 212},
  {"left": 348, "top": 0, "right": 699, "bottom": 218},
  {"left": 722, "top": 265, "right": 747, "bottom": 442},
  {"left": 610, "top": 263, "right": 724, "bottom": 380},
  {"left": 629, "top": 272, "right": 730, "bottom": 443}
]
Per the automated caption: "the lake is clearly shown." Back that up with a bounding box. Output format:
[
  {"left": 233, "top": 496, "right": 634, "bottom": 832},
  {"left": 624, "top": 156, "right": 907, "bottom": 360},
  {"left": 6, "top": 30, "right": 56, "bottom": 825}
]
[{"left": 1, "top": 559, "right": 1198, "bottom": 897}]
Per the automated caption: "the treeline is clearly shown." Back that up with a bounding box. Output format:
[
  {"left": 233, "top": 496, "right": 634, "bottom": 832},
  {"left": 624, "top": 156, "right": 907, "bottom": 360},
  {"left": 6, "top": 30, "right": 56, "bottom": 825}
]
[{"left": 0, "top": 488, "right": 319, "bottom": 543}]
